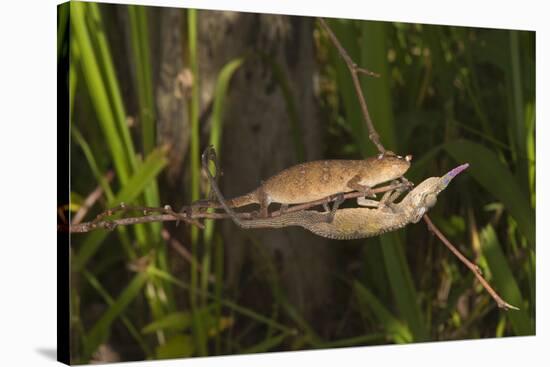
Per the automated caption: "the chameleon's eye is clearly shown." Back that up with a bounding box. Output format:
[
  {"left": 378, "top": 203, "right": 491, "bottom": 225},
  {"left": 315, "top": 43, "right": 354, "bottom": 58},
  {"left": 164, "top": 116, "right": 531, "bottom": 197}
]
[{"left": 424, "top": 193, "right": 437, "bottom": 208}]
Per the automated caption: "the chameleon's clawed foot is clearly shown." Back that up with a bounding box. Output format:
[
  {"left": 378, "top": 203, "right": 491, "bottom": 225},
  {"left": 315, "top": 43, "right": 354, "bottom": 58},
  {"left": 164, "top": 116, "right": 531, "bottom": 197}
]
[
  {"left": 259, "top": 207, "right": 270, "bottom": 219},
  {"left": 377, "top": 202, "right": 395, "bottom": 213},
  {"left": 333, "top": 193, "right": 345, "bottom": 208},
  {"left": 400, "top": 176, "right": 414, "bottom": 189},
  {"left": 280, "top": 204, "right": 289, "bottom": 214},
  {"left": 179, "top": 205, "right": 191, "bottom": 216},
  {"left": 357, "top": 197, "right": 379, "bottom": 208},
  {"left": 364, "top": 187, "right": 376, "bottom": 198},
  {"left": 187, "top": 199, "right": 209, "bottom": 209},
  {"left": 246, "top": 209, "right": 262, "bottom": 219},
  {"left": 326, "top": 193, "right": 345, "bottom": 223},
  {"left": 246, "top": 208, "right": 273, "bottom": 220},
  {"left": 176, "top": 205, "right": 195, "bottom": 226}
]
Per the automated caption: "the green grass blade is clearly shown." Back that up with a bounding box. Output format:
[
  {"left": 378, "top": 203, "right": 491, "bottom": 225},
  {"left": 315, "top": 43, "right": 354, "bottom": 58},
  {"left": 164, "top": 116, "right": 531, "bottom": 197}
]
[
  {"left": 71, "top": 127, "right": 115, "bottom": 201},
  {"left": 214, "top": 236, "right": 224, "bottom": 354},
  {"left": 70, "top": 2, "right": 130, "bottom": 184},
  {"left": 479, "top": 225, "right": 534, "bottom": 335},
  {"left": 113, "top": 2, "right": 171, "bottom": 327},
  {"left": 325, "top": 19, "right": 367, "bottom": 156},
  {"left": 242, "top": 332, "right": 290, "bottom": 354},
  {"left": 261, "top": 54, "right": 305, "bottom": 161},
  {"left": 186, "top": 7, "right": 207, "bottom": 357},
  {"left": 202, "top": 58, "right": 244, "bottom": 329},
  {"left": 73, "top": 147, "right": 168, "bottom": 270},
  {"left": 188, "top": 8, "right": 200, "bottom": 205},
  {"left": 208, "top": 57, "right": 245, "bottom": 153},
  {"left": 509, "top": 31, "right": 526, "bottom": 166},
  {"left": 405, "top": 144, "right": 443, "bottom": 182},
  {"left": 141, "top": 311, "right": 192, "bottom": 334},
  {"left": 128, "top": 5, "right": 155, "bottom": 155},
  {"left": 69, "top": 41, "right": 79, "bottom": 120},
  {"left": 82, "top": 270, "right": 152, "bottom": 357},
  {"left": 380, "top": 232, "right": 429, "bottom": 341},
  {"left": 57, "top": 3, "right": 69, "bottom": 62},
  {"left": 204, "top": 57, "right": 244, "bottom": 254},
  {"left": 445, "top": 139, "right": 535, "bottom": 246},
  {"left": 71, "top": 127, "right": 136, "bottom": 263},
  {"left": 353, "top": 280, "right": 412, "bottom": 343},
  {"left": 525, "top": 102, "right": 535, "bottom": 208},
  {"left": 148, "top": 266, "right": 295, "bottom": 335},
  {"left": 87, "top": 2, "right": 137, "bottom": 171},
  {"left": 83, "top": 270, "right": 149, "bottom": 360},
  {"left": 112, "top": 147, "right": 167, "bottom": 205},
  {"left": 350, "top": 19, "right": 426, "bottom": 341},
  {"left": 317, "top": 333, "right": 385, "bottom": 348},
  {"left": 87, "top": 3, "right": 162, "bottom": 254},
  {"left": 277, "top": 294, "right": 321, "bottom": 347},
  {"left": 249, "top": 238, "right": 322, "bottom": 347},
  {"left": 359, "top": 20, "right": 396, "bottom": 152},
  {"left": 155, "top": 334, "right": 195, "bottom": 359},
  {"left": 126, "top": 3, "right": 163, "bottom": 243},
  {"left": 127, "top": 2, "right": 166, "bottom": 307}
]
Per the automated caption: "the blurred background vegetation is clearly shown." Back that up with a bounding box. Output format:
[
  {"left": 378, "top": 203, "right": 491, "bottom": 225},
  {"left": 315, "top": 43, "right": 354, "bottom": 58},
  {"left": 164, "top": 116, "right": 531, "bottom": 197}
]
[{"left": 59, "top": 1, "right": 535, "bottom": 364}]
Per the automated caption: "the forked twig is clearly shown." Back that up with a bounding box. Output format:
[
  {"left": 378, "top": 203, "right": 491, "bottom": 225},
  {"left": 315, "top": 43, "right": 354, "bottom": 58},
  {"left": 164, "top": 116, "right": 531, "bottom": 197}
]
[
  {"left": 72, "top": 170, "right": 114, "bottom": 225},
  {"left": 318, "top": 17, "right": 386, "bottom": 154}
]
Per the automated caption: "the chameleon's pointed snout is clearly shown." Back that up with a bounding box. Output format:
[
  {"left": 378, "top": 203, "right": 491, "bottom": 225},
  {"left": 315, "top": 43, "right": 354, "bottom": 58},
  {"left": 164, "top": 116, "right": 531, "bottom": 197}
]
[{"left": 440, "top": 163, "right": 469, "bottom": 188}]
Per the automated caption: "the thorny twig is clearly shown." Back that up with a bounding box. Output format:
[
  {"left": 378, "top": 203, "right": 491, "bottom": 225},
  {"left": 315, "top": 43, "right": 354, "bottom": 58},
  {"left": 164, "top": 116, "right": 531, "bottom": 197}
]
[{"left": 318, "top": 18, "right": 517, "bottom": 310}]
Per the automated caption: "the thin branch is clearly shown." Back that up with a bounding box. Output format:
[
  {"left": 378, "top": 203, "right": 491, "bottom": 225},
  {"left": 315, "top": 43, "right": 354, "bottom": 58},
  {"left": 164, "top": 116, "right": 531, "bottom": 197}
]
[
  {"left": 63, "top": 181, "right": 407, "bottom": 233},
  {"left": 72, "top": 170, "right": 114, "bottom": 225},
  {"left": 268, "top": 181, "right": 407, "bottom": 216},
  {"left": 320, "top": 17, "right": 517, "bottom": 311},
  {"left": 423, "top": 214, "right": 519, "bottom": 311},
  {"left": 65, "top": 204, "right": 204, "bottom": 233},
  {"left": 318, "top": 17, "right": 386, "bottom": 154},
  {"left": 161, "top": 229, "right": 216, "bottom": 283},
  {"left": 65, "top": 214, "right": 185, "bottom": 233}
]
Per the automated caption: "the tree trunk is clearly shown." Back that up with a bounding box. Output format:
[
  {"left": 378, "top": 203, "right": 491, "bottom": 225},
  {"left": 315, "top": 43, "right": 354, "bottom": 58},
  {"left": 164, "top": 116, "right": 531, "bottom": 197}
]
[{"left": 194, "top": 10, "right": 334, "bottom": 323}]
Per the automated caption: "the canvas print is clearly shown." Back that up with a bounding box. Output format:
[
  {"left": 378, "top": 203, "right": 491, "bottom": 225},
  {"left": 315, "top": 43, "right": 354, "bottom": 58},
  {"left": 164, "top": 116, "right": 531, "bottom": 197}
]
[{"left": 58, "top": 1, "right": 535, "bottom": 364}]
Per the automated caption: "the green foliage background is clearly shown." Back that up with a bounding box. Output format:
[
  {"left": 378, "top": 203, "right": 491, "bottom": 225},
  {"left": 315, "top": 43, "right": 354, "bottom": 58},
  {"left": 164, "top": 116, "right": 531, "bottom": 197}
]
[{"left": 60, "top": 2, "right": 535, "bottom": 363}]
